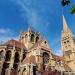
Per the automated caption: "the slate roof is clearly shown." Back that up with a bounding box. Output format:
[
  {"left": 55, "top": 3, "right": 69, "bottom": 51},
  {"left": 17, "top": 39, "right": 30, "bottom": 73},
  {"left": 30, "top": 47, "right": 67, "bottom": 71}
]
[{"left": 3, "top": 39, "right": 26, "bottom": 49}]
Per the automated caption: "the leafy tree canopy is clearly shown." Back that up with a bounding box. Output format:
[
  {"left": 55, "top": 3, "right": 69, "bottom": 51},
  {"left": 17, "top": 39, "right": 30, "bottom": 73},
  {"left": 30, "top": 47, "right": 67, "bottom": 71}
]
[{"left": 61, "top": 0, "right": 75, "bottom": 14}]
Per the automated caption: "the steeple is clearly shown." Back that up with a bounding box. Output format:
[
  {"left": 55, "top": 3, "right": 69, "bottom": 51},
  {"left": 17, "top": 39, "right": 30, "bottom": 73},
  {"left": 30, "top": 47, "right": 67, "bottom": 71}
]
[
  {"left": 28, "top": 26, "right": 32, "bottom": 33},
  {"left": 62, "top": 15, "right": 71, "bottom": 32}
]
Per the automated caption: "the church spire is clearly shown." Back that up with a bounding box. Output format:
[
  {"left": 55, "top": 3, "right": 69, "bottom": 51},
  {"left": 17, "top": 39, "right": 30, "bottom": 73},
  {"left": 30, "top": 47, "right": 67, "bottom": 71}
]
[
  {"left": 28, "top": 26, "right": 32, "bottom": 32},
  {"left": 62, "top": 15, "right": 70, "bottom": 32}
]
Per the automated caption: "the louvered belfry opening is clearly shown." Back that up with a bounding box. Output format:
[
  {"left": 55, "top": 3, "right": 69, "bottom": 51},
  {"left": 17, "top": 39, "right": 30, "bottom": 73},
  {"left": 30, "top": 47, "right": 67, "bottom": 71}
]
[
  {"left": 36, "top": 36, "right": 39, "bottom": 43},
  {"left": 31, "top": 34, "right": 35, "bottom": 42}
]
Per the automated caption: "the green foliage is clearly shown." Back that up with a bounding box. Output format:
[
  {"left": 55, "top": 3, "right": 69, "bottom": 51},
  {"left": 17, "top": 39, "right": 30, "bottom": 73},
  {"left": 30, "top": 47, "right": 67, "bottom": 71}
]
[
  {"left": 70, "top": 4, "right": 75, "bottom": 14},
  {"left": 61, "top": 0, "right": 75, "bottom": 14}
]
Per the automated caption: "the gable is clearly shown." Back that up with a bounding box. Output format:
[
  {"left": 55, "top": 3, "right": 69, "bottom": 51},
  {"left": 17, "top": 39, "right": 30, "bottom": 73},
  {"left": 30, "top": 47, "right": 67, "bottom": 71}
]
[{"left": 40, "top": 40, "right": 51, "bottom": 50}]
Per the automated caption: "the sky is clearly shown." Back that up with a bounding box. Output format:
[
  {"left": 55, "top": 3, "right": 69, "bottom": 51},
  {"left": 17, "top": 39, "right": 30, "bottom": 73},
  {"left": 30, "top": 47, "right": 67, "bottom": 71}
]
[{"left": 0, "top": 0, "right": 75, "bottom": 56}]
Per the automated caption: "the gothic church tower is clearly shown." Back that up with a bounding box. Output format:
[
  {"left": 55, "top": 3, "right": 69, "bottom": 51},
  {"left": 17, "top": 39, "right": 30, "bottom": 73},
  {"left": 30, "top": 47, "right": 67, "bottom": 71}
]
[
  {"left": 20, "top": 27, "right": 40, "bottom": 49},
  {"left": 61, "top": 15, "right": 75, "bottom": 71}
]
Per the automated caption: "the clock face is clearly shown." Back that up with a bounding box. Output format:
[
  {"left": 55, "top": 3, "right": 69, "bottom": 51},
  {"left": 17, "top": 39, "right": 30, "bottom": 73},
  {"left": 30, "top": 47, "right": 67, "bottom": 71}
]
[{"left": 43, "top": 52, "right": 49, "bottom": 64}]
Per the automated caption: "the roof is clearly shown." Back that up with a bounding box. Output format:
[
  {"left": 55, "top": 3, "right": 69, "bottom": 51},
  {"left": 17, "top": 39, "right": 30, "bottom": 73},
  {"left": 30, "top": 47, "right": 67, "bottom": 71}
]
[
  {"left": 29, "top": 39, "right": 51, "bottom": 51},
  {"left": 3, "top": 39, "right": 26, "bottom": 49},
  {"left": 21, "top": 55, "right": 36, "bottom": 65},
  {"left": 28, "top": 39, "right": 43, "bottom": 50},
  {"left": 52, "top": 54, "right": 72, "bottom": 71},
  {"left": 52, "top": 54, "right": 63, "bottom": 62}
]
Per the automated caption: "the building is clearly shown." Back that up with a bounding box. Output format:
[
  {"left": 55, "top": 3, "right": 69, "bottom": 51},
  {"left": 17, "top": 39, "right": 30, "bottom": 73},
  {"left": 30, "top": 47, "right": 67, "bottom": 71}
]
[
  {"left": 61, "top": 16, "right": 75, "bottom": 72},
  {"left": 0, "top": 16, "right": 75, "bottom": 75},
  {"left": 0, "top": 27, "right": 58, "bottom": 75},
  {"left": 0, "top": 39, "right": 26, "bottom": 75},
  {"left": 19, "top": 27, "right": 53, "bottom": 75}
]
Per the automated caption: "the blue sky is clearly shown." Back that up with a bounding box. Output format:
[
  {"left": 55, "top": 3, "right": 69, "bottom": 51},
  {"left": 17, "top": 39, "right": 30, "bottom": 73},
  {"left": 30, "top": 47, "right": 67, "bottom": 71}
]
[{"left": 0, "top": 0, "right": 75, "bottom": 56}]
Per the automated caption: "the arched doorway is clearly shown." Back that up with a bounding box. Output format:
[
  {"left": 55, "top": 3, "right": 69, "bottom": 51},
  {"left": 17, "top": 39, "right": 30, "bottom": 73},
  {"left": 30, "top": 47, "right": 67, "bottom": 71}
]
[{"left": 43, "top": 52, "right": 49, "bottom": 70}]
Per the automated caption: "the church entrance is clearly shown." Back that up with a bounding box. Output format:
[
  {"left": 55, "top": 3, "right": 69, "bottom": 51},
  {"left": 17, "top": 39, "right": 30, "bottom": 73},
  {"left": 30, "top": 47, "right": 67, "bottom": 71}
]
[
  {"left": 33, "top": 66, "right": 36, "bottom": 75},
  {"left": 43, "top": 52, "right": 49, "bottom": 70}
]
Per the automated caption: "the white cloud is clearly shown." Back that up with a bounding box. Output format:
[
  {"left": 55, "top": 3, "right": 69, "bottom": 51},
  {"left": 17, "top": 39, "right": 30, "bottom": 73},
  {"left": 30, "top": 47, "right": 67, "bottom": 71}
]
[
  {"left": 10, "top": 0, "right": 62, "bottom": 56},
  {"left": 0, "top": 36, "right": 18, "bottom": 44},
  {"left": 51, "top": 37, "right": 63, "bottom": 56},
  {"left": 54, "top": 48, "right": 63, "bottom": 56},
  {"left": 0, "top": 28, "right": 12, "bottom": 34},
  {"left": 0, "top": 28, "right": 18, "bottom": 44},
  {"left": 11, "top": 0, "right": 50, "bottom": 28}
]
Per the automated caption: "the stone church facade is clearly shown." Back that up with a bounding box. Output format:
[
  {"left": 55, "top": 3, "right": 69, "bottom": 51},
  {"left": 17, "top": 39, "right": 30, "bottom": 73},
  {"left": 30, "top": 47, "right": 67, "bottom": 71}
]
[
  {"left": 0, "top": 16, "right": 75, "bottom": 75},
  {"left": 19, "top": 27, "right": 52, "bottom": 75},
  {"left": 0, "top": 27, "right": 57, "bottom": 75}
]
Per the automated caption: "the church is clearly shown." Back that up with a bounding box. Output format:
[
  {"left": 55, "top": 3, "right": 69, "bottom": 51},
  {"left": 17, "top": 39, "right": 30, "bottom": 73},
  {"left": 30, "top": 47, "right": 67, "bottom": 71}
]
[
  {"left": 61, "top": 16, "right": 75, "bottom": 72},
  {"left": 0, "top": 16, "right": 75, "bottom": 75}
]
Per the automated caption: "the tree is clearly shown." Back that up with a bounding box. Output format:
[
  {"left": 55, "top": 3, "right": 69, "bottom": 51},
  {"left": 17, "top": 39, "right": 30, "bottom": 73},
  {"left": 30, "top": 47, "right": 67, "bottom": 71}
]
[
  {"left": 61, "top": 0, "right": 75, "bottom": 14},
  {"left": 61, "top": 0, "right": 70, "bottom": 6},
  {"left": 70, "top": 4, "right": 75, "bottom": 14}
]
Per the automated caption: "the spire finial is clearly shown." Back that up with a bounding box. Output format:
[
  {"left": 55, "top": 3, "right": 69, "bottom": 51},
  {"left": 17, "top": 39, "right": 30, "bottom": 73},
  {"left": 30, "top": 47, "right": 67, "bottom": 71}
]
[
  {"left": 62, "top": 15, "right": 70, "bottom": 32},
  {"left": 28, "top": 26, "right": 32, "bottom": 32}
]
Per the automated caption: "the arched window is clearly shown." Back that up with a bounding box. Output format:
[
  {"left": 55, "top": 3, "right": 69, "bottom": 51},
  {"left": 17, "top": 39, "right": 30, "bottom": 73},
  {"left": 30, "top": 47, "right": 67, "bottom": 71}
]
[
  {"left": 25, "top": 34, "right": 27, "bottom": 38},
  {"left": 43, "top": 52, "right": 49, "bottom": 64},
  {"left": 31, "top": 34, "right": 34, "bottom": 42},
  {"left": 36, "top": 36, "right": 39, "bottom": 43},
  {"left": 14, "top": 51, "right": 20, "bottom": 63},
  {"left": 1, "top": 50, "right": 10, "bottom": 75},
  {"left": 13, "top": 51, "right": 20, "bottom": 70},
  {"left": 5, "top": 50, "right": 11, "bottom": 61},
  {"left": 0, "top": 50, "right": 3, "bottom": 61}
]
